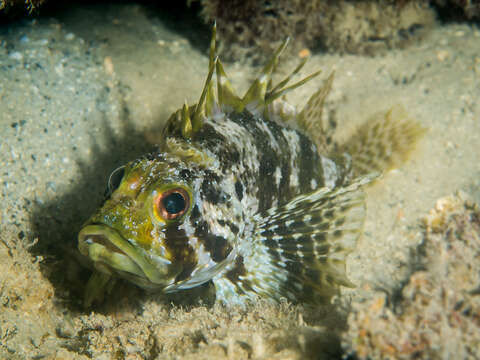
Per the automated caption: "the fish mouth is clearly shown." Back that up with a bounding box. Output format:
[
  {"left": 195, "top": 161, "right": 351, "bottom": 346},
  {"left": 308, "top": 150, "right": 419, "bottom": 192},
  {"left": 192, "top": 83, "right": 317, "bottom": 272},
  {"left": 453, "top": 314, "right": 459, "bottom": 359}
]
[{"left": 78, "top": 224, "right": 169, "bottom": 288}]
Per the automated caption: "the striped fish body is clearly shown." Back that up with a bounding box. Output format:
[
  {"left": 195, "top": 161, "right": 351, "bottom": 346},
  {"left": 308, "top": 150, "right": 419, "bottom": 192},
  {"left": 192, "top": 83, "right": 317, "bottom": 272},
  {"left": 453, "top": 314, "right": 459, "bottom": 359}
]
[
  {"left": 185, "top": 109, "right": 350, "bottom": 215},
  {"left": 77, "top": 27, "right": 425, "bottom": 307}
]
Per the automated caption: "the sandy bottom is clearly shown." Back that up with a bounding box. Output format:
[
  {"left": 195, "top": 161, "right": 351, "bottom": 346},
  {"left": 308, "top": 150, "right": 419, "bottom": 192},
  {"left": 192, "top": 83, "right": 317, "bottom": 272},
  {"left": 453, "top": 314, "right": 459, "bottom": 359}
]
[{"left": 1, "top": 3, "right": 479, "bottom": 359}]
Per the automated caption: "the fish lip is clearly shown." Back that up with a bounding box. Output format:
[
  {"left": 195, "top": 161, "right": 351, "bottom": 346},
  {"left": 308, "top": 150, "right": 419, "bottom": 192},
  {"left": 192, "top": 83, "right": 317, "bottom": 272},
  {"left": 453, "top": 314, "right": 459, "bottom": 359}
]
[{"left": 78, "top": 224, "right": 169, "bottom": 287}]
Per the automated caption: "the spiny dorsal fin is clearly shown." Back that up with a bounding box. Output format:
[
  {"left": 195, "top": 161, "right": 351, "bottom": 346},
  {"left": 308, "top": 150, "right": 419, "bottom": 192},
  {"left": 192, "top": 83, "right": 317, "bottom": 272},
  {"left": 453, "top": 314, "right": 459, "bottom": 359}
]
[
  {"left": 189, "top": 23, "right": 218, "bottom": 137},
  {"left": 208, "top": 21, "right": 217, "bottom": 68},
  {"left": 180, "top": 101, "right": 192, "bottom": 139},
  {"left": 265, "top": 69, "right": 322, "bottom": 106},
  {"left": 239, "top": 38, "right": 322, "bottom": 116},
  {"left": 339, "top": 105, "right": 427, "bottom": 177},
  {"left": 176, "top": 23, "right": 326, "bottom": 140},
  {"left": 217, "top": 174, "right": 376, "bottom": 305},
  {"left": 268, "top": 58, "right": 307, "bottom": 95},
  {"left": 191, "top": 56, "right": 217, "bottom": 134},
  {"left": 298, "top": 72, "right": 335, "bottom": 152},
  {"left": 203, "top": 25, "right": 218, "bottom": 122},
  {"left": 241, "top": 38, "right": 289, "bottom": 112},
  {"left": 216, "top": 59, "right": 242, "bottom": 112}
]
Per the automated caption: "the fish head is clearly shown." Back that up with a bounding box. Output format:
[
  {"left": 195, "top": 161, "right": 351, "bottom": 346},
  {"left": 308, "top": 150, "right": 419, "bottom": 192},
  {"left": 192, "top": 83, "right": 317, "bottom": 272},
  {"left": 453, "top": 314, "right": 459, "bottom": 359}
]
[{"left": 78, "top": 146, "right": 238, "bottom": 291}]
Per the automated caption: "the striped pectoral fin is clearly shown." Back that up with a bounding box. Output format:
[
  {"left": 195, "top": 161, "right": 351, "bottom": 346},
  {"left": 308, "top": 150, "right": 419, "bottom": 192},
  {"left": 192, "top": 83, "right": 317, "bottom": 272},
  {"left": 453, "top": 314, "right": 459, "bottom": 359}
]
[
  {"left": 222, "top": 175, "right": 376, "bottom": 305},
  {"left": 340, "top": 105, "right": 427, "bottom": 177}
]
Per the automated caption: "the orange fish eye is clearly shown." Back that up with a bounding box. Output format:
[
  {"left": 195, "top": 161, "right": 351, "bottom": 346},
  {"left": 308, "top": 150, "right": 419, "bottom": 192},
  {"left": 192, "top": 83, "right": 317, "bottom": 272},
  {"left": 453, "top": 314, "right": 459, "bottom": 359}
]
[{"left": 154, "top": 187, "right": 190, "bottom": 221}]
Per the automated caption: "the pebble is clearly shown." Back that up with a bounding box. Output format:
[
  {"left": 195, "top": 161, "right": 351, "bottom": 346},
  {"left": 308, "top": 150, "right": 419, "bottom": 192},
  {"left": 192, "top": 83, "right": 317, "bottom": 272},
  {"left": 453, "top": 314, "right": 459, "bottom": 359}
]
[
  {"left": 9, "top": 52, "right": 23, "bottom": 60},
  {"left": 298, "top": 48, "right": 311, "bottom": 58},
  {"left": 54, "top": 63, "right": 64, "bottom": 76},
  {"left": 103, "top": 56, "right": 115, "bottom": 75},
  {"left": 436, "top": 50, "right": 449, "bottom": 62}
]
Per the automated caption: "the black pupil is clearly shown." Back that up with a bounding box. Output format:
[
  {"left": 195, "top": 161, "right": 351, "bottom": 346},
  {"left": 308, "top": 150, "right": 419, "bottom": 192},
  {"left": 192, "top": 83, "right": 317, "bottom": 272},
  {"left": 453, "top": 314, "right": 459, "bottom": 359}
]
[{"left": 163, "top": 192, "right": 186, "bottom": 214}]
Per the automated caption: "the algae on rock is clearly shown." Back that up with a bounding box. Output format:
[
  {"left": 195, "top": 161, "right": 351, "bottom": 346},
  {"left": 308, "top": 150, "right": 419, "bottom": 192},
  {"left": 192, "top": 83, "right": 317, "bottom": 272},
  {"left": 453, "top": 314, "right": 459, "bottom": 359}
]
[
  {"left": 195, "top": 0, "right": 436, "bottom": 61},
  {"left": 343, "top": 192, "right": 480, "bottom": 360}
]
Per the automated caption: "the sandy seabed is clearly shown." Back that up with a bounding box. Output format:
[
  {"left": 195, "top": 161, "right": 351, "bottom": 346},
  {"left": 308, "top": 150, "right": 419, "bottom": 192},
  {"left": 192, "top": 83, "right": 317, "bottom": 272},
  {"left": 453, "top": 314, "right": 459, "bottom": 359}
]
[{"left": 1, "top": 3, "right": 479, "bottom": 359}]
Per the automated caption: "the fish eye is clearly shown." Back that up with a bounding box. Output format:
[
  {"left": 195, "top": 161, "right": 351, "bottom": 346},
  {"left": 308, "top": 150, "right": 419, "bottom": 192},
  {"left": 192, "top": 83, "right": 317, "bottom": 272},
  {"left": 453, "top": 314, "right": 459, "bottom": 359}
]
[{"left": 155, "top": 187, "right": 190, "bottom": 221}]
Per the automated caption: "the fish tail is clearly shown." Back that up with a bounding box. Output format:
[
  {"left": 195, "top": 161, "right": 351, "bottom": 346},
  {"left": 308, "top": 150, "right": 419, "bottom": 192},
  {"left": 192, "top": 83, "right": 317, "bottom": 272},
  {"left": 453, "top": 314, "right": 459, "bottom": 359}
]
[{"left": 339, "top": 105, "right": 427, "bottom": 177}]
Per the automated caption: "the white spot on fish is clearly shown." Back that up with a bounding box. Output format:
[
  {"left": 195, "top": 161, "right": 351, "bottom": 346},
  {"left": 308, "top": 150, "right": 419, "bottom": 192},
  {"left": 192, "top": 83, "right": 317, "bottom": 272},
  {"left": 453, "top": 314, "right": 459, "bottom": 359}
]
[
  {"left": 321, "top": 155, "right": 338, "bottom": 188},
  {"left": 282, "top": 128, "right": 300, "bottom": 188},
  {"left": 274, "top": 166, "right": 282, "bottom": 187}
]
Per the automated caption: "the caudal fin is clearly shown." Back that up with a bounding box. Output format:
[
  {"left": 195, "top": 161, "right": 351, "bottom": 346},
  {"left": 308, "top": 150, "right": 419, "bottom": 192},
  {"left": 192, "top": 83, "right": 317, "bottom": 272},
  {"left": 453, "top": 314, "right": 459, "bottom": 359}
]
[{"left": 339, "top": 105, "right": 426, "bottom": 177}]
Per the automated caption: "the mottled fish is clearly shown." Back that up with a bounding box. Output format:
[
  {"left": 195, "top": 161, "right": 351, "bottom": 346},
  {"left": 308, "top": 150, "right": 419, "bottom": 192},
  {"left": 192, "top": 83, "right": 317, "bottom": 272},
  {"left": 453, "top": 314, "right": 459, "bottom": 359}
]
[{"left": 78, "top": 26, "right": 425, "bottom": 307}]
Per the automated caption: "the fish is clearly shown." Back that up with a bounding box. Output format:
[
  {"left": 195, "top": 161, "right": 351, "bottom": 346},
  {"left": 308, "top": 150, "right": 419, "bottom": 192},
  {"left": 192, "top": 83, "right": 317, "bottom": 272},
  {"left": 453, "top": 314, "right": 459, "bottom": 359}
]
[{"left": 77, "top": 25, "right": 425, "bottom": 308}]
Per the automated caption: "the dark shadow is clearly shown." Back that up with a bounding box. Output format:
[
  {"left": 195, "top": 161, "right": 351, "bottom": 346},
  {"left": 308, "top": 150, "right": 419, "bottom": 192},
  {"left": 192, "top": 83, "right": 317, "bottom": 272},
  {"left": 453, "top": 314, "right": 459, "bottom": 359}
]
[
  {"left": 29, "top": 82, "right": 154, "bottom": 312},
  {"left": 140, "top": 0, "right": 211, "bottom": 53},
  {"left": 1, "top": 0, "right": 210, "bottom": 55},
  {"left": 29, "top": 79, "right": 215, "bottom": 313},
  {"left": 430, "top": 1, "right": 480, "bottom": 25},
  {"left": 18, "top": 0, "right": 212, "bottom": 314}
]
